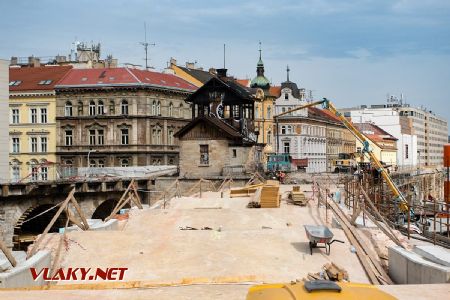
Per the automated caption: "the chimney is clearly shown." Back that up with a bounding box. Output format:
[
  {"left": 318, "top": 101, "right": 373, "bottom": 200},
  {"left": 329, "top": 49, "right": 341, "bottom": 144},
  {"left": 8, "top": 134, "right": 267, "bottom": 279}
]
[
  {"left": 10, "top": 57, "right": 18, "bottom": 65},
  {"left": 216, "top": 68, "right": 227, "bottom": 78},
  {"left": 208, "top": 68, "right": 216, "bottom": 75},
  {"left": 185, "top": 62, "right": 195, "bottom": 69},
  {"left": 170, "top": 57, "right": 177, "bottom": 66},
  {"left": 28, "top": 56, "right": 40, "bottom": 67},
  {"left": 55, "top": 55, "right": 67, "bottom": 63}
]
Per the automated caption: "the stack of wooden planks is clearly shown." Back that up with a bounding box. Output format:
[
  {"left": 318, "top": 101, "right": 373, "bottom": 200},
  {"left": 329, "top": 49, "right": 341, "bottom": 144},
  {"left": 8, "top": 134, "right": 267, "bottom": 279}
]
[
  {"left": 290, "top": 186, "right": 307, "bottom": 206},
  {"left": 229, "top": 184, "right": 264, "bottom": 198},
  {"left": 304, "top": 262, "right": 349, "bottom": 282},
  {"left": 259, "top": 186, "right": 280, "bottom": 208}
]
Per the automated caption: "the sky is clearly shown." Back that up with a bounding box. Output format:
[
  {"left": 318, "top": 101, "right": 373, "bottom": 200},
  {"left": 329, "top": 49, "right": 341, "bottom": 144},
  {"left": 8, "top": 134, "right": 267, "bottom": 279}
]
[{"left": 1, "top": 0, "right": 450, "bottom": 123}]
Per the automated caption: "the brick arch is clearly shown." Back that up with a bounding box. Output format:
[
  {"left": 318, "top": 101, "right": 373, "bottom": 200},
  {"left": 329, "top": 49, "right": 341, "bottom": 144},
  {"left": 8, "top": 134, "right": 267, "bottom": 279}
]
[{"left": 91, "top": 198, "right": 130, "bottom": 221}]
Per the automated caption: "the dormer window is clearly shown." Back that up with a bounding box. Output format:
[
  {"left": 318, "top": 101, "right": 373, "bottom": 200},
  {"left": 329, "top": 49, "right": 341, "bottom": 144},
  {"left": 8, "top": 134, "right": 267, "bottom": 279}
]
[
  {"left": 9, "top": 80, "right": 22, "bottom": 86},
  {"left": 285, "top": 93, "right": 288, "bottom": 100},
  {"left": 38, "top": 80, "right": 52, "bottom": 85}
]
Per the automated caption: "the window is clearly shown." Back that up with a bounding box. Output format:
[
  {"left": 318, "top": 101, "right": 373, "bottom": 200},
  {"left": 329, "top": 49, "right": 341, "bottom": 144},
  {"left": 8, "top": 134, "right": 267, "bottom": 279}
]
[
  {"left": 168, "top": 129, "right": 174, "bottom": 145},
  {"left": 65, "top": 101, "right": 73, "bottom": 116},
  {"left": 65, "top": 130, "right": 73, "bottom": 146},
  {"left": 89, "top": 101, "right": 96, "bottom": 116},
  {"left": 281, "top": 126, "right": 286, "bottom": 134},
  {"left": 156, "top": 101, "right": 161, "bottom": 115},
  {"left": 285, "top": 93, "right": 288, "bottom": 100},
  {"left": 89, "top": 129, "right": 96, "bottom": 145},
  {"left": 168, "top": 102, "right": 173, "bottom": 117},
  {"left": 12, "top": 137, "right": 20, "bottom": 153},
  {"left": 97, "top": 100, "right": 104, "bottom": 115},
  {"left": 232, "top": 105, "right": 240, "bottom": 118},
  {"left": 30, "top": 162, "right": 39, "bottom": 181},
  {"left": 267, "top": 131, "right": 272, "bottom": 144},
  {"left": 121, "top": 128, "right": 129, "bottom": 145},
  {"left": 121, "top": 100, "right": 128, "bottom": 115},
  {"left": 287, "top": 126, "right": 292, "bottom": 134},
  {"left": 78, "top": 101, "right": 84, "bottom": 115},
  {"left": 283, "top": 142, "right": 290, "bottom": 154},
  {"left": 9, "top": 80, "right": 22, "bottom": 86},
  {"left": 232, "top": 149, "right": 237, "bottom": 158},
  {"left": 40, "top": 108, "right": 47, "bottom": 123},
  {"left": 40, "top": 137, "right": 47, "bottom": 152},
  {"left": 38, "top": 80, "right": 52, "bottom": 85},
  {"left": 11, "top": 163, "right": 20, "bottom": 182},
  {"left": 89, "top": 159, "right": 97, "bottom": 168},
  {"left": 200, "top": 145, "right": 209, "bottom": 165},
  {"left": 97, "top": 129, "right": 104, "bottom": 145},
  {"left": 405, "top": 144, "right": 409, "bottom": 159},
  {"left": 40, "top": 167, "right": 48, "bottom": 180},
  {"left": 30, "top": 108, "right": 37, "bottom": 123},
  {"left": 98, "top": 160, "right": 105, "bottom": 168},
  {"left": 11, "top": 109, "right": 19, "bottom": 124},
  {"left": 152, "top": 101, "right": 156, "bottom": 115},
  {"left": 179, "top": 103, "right": 184, "bottom": 118},
  {"left": 31, "top": 137, "right": 38, "bottom": 152},
  {"left": 152, "top": 127, "right": 162, "bottom": 144},
  {"left": 282, "top": 107, "right": 286, "bottom": 113},
  {"left": 121, "top": 159, "right": 129, "bottom": 167}
]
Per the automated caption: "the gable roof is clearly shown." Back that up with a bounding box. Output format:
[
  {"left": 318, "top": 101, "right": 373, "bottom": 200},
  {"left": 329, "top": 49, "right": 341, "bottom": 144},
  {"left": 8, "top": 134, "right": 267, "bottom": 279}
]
[
  {"left": 56, "top": 67, "right": 197, "bottom": 91},
  {"left": 353, "top": 122, "right": 398, "bottom": 149},
  {"left": 184, "top": 76, "right": 254, "bottom": 104},
  {"left": 174, "top": 115, "right": 243, "bottom": 139},
  {"left": 176, "top": 65, "right": 214, "bottom": 84},
  {"left": 9, "top": 66, "right": 72, "bottom": 92}
]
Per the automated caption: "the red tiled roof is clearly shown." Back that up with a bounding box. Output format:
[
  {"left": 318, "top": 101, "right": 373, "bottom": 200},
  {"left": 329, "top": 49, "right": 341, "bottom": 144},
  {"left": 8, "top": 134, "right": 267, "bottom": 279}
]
[
  {"left": 56, "top": 68, "right": 197, "bottom": 91},
  {"left": 353, "top": 123, "right": 398, "bottom": 147},
  {"left": 236, "top": 79, "right": 250, "bottom": 87},
  {"left": 269, "top": 86, "right": 281, "bottom": 97},
  {"left": 9, "top": 66, "right": 72, "bottom": 92}
]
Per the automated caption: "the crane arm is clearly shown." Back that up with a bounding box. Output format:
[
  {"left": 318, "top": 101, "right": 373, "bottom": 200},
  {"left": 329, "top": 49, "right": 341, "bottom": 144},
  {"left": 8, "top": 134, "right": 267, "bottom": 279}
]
[{"left": 274, "top": 98, "right": 408, "bottom": 212}]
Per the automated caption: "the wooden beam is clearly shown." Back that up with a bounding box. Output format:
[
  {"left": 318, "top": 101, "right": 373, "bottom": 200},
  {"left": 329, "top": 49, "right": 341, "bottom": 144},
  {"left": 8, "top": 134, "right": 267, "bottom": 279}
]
[
  {"left": 27, "top": 188, "right": 75, "bottom": 258},
  {"left": 69, "top": 195, "right": 89, "bottom": 230},
  {"left": 0, "top": 238, "right": 17, "bottom": 267}
]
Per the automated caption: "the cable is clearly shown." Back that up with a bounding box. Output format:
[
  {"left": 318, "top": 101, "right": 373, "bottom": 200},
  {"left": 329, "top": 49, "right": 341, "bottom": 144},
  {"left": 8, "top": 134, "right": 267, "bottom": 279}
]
[{"left": 20, "top": 200, "right": 65, "bottom": 224}]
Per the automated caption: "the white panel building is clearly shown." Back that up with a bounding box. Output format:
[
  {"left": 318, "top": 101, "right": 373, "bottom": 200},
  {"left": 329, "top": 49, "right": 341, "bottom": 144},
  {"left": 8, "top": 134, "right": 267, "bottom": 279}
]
[
  {"left": 345, "top": 107, "right": 418, "bottom": 167},
  {"left": 0, "top": 60, "right": 9, "bottom": 181}
]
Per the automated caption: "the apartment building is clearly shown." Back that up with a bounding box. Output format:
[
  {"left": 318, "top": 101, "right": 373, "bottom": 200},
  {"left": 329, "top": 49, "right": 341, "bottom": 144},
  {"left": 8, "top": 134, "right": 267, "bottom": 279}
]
[
  {"left": 55, "top": 67, "right": 196, "bottom": 168},
  {"left": 0, "top": 60, "right": 8, "bottom": 182},
  {"left": 8, "top": 65, "right": 72, "bottom": 182}
]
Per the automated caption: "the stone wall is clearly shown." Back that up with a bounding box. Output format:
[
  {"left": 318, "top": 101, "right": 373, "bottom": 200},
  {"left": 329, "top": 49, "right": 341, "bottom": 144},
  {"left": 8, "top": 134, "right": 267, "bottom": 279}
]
[{"left": 179, "top": 139, "right": 229, "bottom": 178}]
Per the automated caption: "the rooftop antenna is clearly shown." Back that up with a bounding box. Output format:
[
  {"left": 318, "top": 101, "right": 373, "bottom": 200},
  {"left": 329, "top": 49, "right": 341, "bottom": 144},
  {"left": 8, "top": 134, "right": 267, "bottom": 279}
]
[
  {"left": 258, "top": 41, "right": 262, "bottom": 60},
  {"left": 286, "top": 65, "right": 290, "bottom": 82},
  {"left": 223, "top": 44, "right": 226, "bottom": 68},
  {"left": 140, "top": 22, "right": 155, "bottom": 70}
]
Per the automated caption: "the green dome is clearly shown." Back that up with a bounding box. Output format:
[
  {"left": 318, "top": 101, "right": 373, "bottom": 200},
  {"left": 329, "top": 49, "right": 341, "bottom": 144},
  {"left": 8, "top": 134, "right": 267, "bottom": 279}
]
[{"left": 250, "top": 75, "right": 270, "bottom": 89}]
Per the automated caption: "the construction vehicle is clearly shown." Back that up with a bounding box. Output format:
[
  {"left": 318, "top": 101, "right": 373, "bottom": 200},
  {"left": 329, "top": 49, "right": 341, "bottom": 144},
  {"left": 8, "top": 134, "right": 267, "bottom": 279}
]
[
  {"left": 331, "top": 153, "right": 357, "bottom": 173},
  {"left": 274, "top": 98, "right": 409, "bottom": 214},
  {"left": 267, "top": 153, "right": 292, "bottom": 172},
  {"left": 246, "top": 281, "right": 396, "bottom": 299}
]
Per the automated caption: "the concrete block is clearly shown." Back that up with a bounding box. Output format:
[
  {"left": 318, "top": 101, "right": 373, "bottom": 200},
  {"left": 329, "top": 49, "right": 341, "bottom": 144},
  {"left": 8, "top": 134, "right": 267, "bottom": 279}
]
[
  {"left": 0, "top": 250, "right": 51, "bottom": 288},
  {"left": 388, "top": 246, "right": 408, "bottom": 284},
  {"left": 0, "top": 251, "right": 26, "bottom": 272},
  {"left": 89, "top": 219, "right": 119, "bottom": 231},
  {"left": 389, "top": 246, "right": 450, "bottom": 284},
  {"left": 413, "top": 245, "right": 450, "bottom": 267}
]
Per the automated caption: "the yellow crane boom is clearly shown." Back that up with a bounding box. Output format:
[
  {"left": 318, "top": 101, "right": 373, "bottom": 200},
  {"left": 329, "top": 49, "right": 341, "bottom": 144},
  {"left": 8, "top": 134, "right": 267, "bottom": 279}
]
[{"left": 274, "top": 98, "right": 408, "bottom": 212}]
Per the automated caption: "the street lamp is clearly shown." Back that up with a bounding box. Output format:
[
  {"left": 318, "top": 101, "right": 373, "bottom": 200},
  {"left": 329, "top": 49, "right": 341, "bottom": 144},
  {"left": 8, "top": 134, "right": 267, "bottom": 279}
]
[{"left": 87, "top": 149, "right": 97, "bottom": 177}]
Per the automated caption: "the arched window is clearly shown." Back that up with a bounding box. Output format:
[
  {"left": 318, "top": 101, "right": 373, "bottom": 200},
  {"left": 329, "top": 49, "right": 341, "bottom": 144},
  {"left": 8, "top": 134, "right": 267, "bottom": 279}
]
[
  {"left": 10, "top": 160, "right": 20, "bottom": 182},
  {"left": 89, "top": 101, "right": 96, "bottom": 116},
  {"left": 152, "top": 126, "right": 162, "bottom": 144},
  {"left": 121, "top": 100, "right": 128, "bottom": 115},
  {"left": 40, "top": 159, "right": 48, "bottom": 181},
  {"left": 168, "top": 102, "right": 173, "bottom": 117},
  {"left": 267, "top": 131, "right": 272, "bottom": 144},
  {"left": 156, "top": 101, "right": 161, "bottom": 115},
  {"left": 98, "top": 160, "right": 105, "bottom": 168},
  {"left": 152, "top": 101, "right": 156, "bottom": 115},
  {"left": 77, "top": 101, "right": 83, "bottom": 115},
  {"left": 97, "top": 100, "right": 104, "bottom": 115},
  {"left": 121, "top": 159, "right": 129, "bottom": 167},
  {"left": 65, "top": 101, "right": 73, "bottom": 117},
  {"left": 179, "top": 103, "right": 184, "bottom": 118},
  {"left": 89, "top": 159, "right": 96, "bottom": 168},
  {"left": 267, "top": 106, "right": 271, "bottom": 119},
  {"left": 29, "top": 159, "right": 39, "bottom": 181}
]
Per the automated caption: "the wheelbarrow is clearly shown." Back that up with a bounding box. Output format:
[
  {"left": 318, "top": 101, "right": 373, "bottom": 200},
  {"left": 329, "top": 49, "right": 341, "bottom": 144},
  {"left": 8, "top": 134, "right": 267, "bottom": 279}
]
[{"left": 304, "top": 225, "right": 344, "bottom": 255}]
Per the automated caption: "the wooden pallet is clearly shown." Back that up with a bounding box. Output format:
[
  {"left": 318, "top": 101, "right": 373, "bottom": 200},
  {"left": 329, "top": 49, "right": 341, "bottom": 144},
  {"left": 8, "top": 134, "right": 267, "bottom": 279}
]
[
  {"left": 291, "top": 191, "right": 307, "bottom": 206},
  {"left": 259, "top": 186, "right": 280, "bottom": 208}
]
